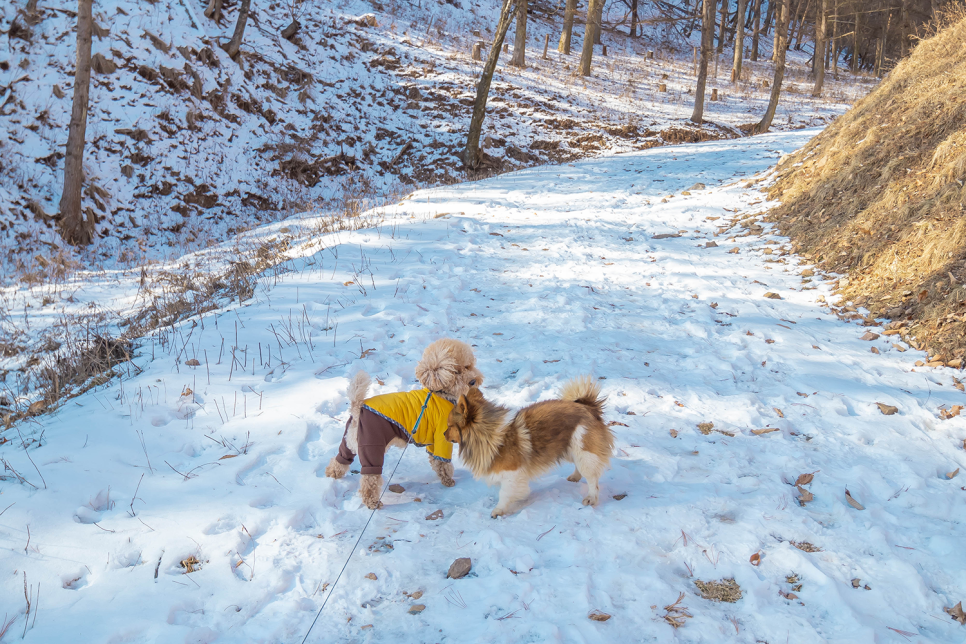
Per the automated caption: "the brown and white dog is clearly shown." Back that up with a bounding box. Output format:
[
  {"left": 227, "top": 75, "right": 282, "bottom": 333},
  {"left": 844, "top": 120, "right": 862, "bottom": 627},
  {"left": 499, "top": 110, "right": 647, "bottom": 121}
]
[
  {"left": 324, "top": 338, "right": 484, "bottom": 509},
  {"left": 445, "top": 377, "right": 614, "bottom": 518}
]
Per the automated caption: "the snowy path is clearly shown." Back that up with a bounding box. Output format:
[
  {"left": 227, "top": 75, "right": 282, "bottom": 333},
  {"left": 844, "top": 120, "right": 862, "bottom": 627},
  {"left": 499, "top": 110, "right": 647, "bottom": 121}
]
[{"left": 3, "top": 130, "right": 965, "bottom": 643}]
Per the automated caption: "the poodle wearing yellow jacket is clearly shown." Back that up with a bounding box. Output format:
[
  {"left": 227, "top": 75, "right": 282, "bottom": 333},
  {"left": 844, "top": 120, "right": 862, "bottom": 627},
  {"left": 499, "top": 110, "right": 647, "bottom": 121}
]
[{"left": 325, "top": 338, "right": 484, "bottom": 509}]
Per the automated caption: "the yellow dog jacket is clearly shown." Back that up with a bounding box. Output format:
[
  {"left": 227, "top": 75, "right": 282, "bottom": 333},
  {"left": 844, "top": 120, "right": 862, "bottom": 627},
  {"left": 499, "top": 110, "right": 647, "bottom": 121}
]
[{"left": 362, "top": 390, "right": 454, "bottom": 462}]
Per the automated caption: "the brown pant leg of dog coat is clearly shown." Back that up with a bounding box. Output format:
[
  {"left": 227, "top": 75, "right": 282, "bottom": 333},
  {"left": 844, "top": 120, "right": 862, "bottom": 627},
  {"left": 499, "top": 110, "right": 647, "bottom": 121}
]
[{"left": 334, "top": 408, "right": 408, "bottom": 475}]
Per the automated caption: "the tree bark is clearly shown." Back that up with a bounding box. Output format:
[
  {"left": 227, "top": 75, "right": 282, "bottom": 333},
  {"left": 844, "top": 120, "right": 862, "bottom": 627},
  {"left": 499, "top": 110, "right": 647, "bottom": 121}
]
[
  {"left": 851, "top": 8, "right": 860, "bottom": 73},
  {"left": 691, "top": 0, "right": 717, "bottom": 123},
  {"left": 717, "top": 0, "right": 728, "bottom": 53},
  {"left": 792, "top": 0, "right": 811, "bottom": 48},
  {"left": 763, "top": 0, "right": 775, "bottom": 37},
  {"left": 463, "top": 0, "right": 516, "bottom": 170},
  {"left": 559, "top": 0, "right": 577, "bottom": 53},
  {"left": 731, "top": 0, "right": 747, "bottom": 81},
  {"left": 831, "top": 0, "right": 839, "bottom": 76},
  {"left": 750, "top": 0, "right": 762, "bottom": 60},
  {"left": 221, "top": 0, "right": 251, "bottom": 60},
  {"left": 204, "top": 0, "right": 223, "bottom": 22},
  {"left": 630, "top": 0, "right": 639, "bottom": 36},
  {"left": 59, "top": 0, "right": 94, "bottom": 246},
  {"left": 594, "top": 0, "right": 604, "bottom": 43},
  {"left": 812, "top": 0, "right": 826, "bottom": 94},
  {"left": 510, "top": 0, "right": 527, "bottom": 66},
  {"left": 580, "top": 0, "right": 605, "bottom": 76},
  {"left": 899, "top": 0, "right": 908, "bottom": 58},
  {"left": 755, "top": 0, "right": 789, "bottom": 133}
]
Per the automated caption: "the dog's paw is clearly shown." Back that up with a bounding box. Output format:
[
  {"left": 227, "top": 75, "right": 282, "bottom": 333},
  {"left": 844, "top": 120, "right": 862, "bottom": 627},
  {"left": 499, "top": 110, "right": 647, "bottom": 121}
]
[
  {"left": 490, "top": 508, "right": 506, "bottom": 519},
  {"left": 364, "top": 499, "right": 384, "bottom": 510},
  {"left": 440, "top": 477, "right": 455, "bottom": 487},
  {"left": 324, "top": 458, "right": 349, "bottom": 479},
  {"left": 567, "top": 473, "right": 582, "bottom": 482},
  {"left": 582, "top": 496, "right": 599, "bottom": 506}
]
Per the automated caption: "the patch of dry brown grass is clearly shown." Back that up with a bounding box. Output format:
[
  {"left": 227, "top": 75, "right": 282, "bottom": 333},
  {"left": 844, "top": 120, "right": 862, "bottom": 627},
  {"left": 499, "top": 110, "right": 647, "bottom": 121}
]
[
  {"left": 695, "top": 578, "right": 743, "bottom": 603},
  {"left": 766, "top": 16, "right": 966, "bottom": 361}
]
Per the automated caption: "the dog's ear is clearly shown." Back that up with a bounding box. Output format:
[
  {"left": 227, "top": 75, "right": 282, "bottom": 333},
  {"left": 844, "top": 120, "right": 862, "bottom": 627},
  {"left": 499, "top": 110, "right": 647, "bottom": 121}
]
[{"left": 456, "top": 394, "right": 469, "bottom": 417}]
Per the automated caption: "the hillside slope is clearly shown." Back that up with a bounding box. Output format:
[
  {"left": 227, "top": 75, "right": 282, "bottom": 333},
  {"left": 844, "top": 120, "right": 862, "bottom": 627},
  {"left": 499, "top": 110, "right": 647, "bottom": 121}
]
[
  {"left": 0, "top": 0, "right": 868, "bottom": 275},
  {"left": 766, "top": 17, "right": 966, "bottom": 364}
]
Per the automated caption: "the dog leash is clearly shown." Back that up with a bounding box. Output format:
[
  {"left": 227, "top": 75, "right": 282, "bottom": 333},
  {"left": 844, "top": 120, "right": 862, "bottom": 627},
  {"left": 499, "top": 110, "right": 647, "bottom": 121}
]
[{"left": 300, "top": 391, "right": 434, "bottom": 644}]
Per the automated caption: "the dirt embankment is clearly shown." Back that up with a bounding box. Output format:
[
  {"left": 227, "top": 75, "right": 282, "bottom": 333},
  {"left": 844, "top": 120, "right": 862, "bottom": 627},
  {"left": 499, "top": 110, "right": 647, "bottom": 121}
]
[{"left": 766, "top": 15, "right": 966, "bottom": 364}]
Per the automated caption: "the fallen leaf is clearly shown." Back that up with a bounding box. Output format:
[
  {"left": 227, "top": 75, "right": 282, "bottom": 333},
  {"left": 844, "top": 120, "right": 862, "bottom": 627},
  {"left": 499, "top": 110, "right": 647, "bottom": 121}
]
[
  {"left": 751, "top": 427, "right": 780, "bottom": 435},
  {"left": 669, "top": 429, "right": 679, "bottom": 438},
  {"left": 892, "top": 343, "right": 906, "bottom": 352},
  {"left": 871, "top": 347, "right": 880, "bottom": 354},
  {"left": 797, "top": 485, "right": 814, "bottom": 503},
  {"left": 607, "top": 420, "right": 629, "bottom": 427},
  {"left": 218, "top": 454, "right": 238, "bottom": 460},
  {"left": 728, "top": 247, "right": 740, "bottom": 254},
  {"left": 940, "top": 405, "right": 963, "bottom": 420},
  {"left": 749, "top": 552, "right": 761, "bottom": 566},
  {"left": 185, "top": 358, "right": 201, "bottom": 366},
  {"left": 774, "top": 408, "right": 785, "bottom": 418},
  {"left": 779, "top": 590, "right": 798, "bottom": 600},
  {"left": 697, "top": 422, "right": 714, "bottom": 435},
  {"left": 365, "top": 572, "right": 377, "bottom": 580},
  {"left": 860, "top": 332, "right": 880, "bottom": 341},
  {"left": 613, "top": 493, "right": 627, "bottom": 500},
  {"left": 845, "top": 488, "right": 865, "bottom": 510},
  {"left": 388, "top": 484, "right": 405, "bottom": 493},
  {"left": 361, "top": 624, "right": 373, "bottom": 630},
  {"left": 797, "top": 392, "right": 809, "bottom": 397},
  {"left": 945, "top": 601, "right": 966, "bottom": 625},
  {"left": 763, "top": 292, "right": 782, "bottom": 299},
  {"left": 408, "top": 604, "right": 426, "bottom": 614},
  {"left": 877, "top": 403, "right": 899, "bottom": 415},
  {"left": 410, "top": 590, "right": 424, "bottom": 600},
  {"left": 795, "top": 473, "right": 815, "bottom": 486},
  {"left": 852, "top": 578, "right": 861, "bottom": 588},
  {"left": 425, "top": 509, "right": 444, "bottom": 521},
  {"left": 947, "top": 468, "right": 960, "bottom": 480},
  {"left": 588, "top": 611, "right": 611, "bottom": 622}
]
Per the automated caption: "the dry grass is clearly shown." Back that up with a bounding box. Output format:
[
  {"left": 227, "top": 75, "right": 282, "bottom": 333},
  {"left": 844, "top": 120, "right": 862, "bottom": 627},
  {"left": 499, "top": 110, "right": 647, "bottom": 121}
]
[
  {"left": 790, "top": 540, "right": 822, "bottom": 552},
  {"left": 661, "top": 592, "right": 693, "bottom": 628},
  {"left": 766, "top": 16, "right": 966, "bottom": 361},
  {"left": 694, "top": 578, "right": 743, "bottom": 603}
]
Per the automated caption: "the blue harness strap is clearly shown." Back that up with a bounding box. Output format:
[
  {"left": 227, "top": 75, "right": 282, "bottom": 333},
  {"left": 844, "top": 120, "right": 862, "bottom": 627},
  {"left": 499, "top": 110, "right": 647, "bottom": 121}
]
[{"left": 410, "top": 390, "right": 433, "bottom": 438}]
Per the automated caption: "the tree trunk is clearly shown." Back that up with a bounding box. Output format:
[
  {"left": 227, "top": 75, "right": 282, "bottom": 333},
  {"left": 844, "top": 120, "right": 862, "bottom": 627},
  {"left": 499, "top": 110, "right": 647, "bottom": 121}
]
[
  {"left": 900, "top": 0, "right": 908, "bottom": 58},
  {"left": 851, "top": 8, "right": 860, "bottom": 73},
  {"left": 763, "top": 0, "right": 775, "bottom": 37},
  {"left": 692, "top": 0, "right": 717, "bottom": 123},
  {"left": 580, "top": 0, "right": 605, "bottom": 76},
  {"left": 875, "top": 8, "right": 890, "bottom": 77},
  {"left": 630, "top": 0, "right": 639, "bottom": 36},
  {"left": 594, "top": 0, "right": 604, "bottom": 43},
  {"left": 204, "top": 0, "right": 223, "bottom": 22},
  {"left": 812, "top": 0, "right": 826, "bottom": 94},
  {"left": 510, "top": 0, "right": 527, "bottom": 66},
  {"left": 717, "top": 0, "right": 728, "bottom": 53},
  {"left": 755, "top": 0, "right": 789, "bottom": 133},
  {"left": 731, "top": 0, "right": 747, "bottom": 81},
  {"left": 59, "top": 0, "right": 94, "bottom": 246},
  {"left": 221, "top": 0, "right": 251, "bottom": 60},
  {"left": 559, "top": 0, "right": 577, "bottom": 53},
  {"left": 772, "top": 0, "right": 781, "bottom": 60},
  {"left": 750, "top": 0, "right": 762, "bottom": 60},
  {"left": 793, "top": 0, "right": 811, "bottom": 48},
  {"left": 831, "top": 0, "right": 839, "bottom": 77},
  {"left": 463, "top": 0, "right": 516, "bottom": 170}
]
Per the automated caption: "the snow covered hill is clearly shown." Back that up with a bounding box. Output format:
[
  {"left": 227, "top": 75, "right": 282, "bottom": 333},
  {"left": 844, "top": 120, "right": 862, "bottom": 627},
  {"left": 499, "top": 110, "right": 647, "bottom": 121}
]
[
  {"left": 1, "top": 131, "right": 965, "bottom": 643},
  {"left": 0, "top": 0, "right": 873, "bottom": 275}
]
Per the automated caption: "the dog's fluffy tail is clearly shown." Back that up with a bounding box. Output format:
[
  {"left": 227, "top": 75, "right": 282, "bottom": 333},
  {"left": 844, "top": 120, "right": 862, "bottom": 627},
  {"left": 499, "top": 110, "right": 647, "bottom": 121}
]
[
  {"left": 345, "top": 371, "right": 371, "bottom": 454},
  {"left": 560, "top": 376, "right": 606, "bottom": 421}
]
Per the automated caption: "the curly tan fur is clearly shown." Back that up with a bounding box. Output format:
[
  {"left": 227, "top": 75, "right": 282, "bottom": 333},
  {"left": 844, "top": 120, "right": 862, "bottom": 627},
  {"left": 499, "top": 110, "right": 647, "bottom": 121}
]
[
  {"left": 343, "top": 371, "right": 371, "bottom": 455},
  {"left": 415, "top": 338, "right": 484, "bottom": 403},
  {"left": 325, "top": 457, "right": 349, "bottom": 479},
  {"left": 359, "top": 474, "right": 384, "bottom": 509},
  {"left": 429, "top": 455, "right": 455, "bottom": 486}
]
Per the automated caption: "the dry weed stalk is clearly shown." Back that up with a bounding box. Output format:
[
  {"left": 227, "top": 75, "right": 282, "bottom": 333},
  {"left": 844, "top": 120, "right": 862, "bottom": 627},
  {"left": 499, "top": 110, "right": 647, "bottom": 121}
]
[{"left": 662, "top": 592, "right": 692, "bottom": 628}]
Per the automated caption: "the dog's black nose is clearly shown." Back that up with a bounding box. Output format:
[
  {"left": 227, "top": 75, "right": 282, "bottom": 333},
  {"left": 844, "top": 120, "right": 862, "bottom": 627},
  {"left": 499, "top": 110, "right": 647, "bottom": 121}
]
[{"left": 469, "top": 379, "right": 476, "bottom": 386}]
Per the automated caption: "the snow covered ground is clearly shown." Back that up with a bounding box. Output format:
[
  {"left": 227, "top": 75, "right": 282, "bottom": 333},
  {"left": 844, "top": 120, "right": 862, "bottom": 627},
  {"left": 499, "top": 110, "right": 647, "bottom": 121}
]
[
  {"left": 2, "top": 130, "right": 966, "bottom": 643},
  {"left": 0, "top": 0, "right": 875, "bottom": 273}
]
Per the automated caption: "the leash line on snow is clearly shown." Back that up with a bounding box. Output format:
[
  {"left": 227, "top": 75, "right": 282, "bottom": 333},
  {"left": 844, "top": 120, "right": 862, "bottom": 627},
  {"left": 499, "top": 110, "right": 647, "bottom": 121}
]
[{"left": 300, "top": 391, "right": 434, "bottom": 644}]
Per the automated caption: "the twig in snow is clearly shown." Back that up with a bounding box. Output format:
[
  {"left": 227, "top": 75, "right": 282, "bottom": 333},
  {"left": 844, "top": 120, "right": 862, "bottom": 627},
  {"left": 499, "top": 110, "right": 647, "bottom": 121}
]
[
  {"left": 702, "top": 544, "right": 720, "bottom": 568},
  {"left": 22, "top": 572, "right": 30, "bottom": 638},
  {"left": 15, "top": 428, "right": 45, "bottom": 489},
  {"left": 443, "top": 586, "right": 467, "bottom": 609},
  {"left": 139, "top": 517, "right": 156, "bottom": 532},
  {"left": 24, "top": 525, "right": 30, "bottom": 554},
  {"left": 31, "top": 583, "right": 39, "bottom": 630},
  {"left": 0, "top": 502, "right": 14, "bottom": 517},
  {"left": 886, "top": 627, "right": 917, "bottom": 640},
  {"left": 0, "top": 613, "right": 15, "bottom": 639},
  {"left": 729, "top": 615, "right": 739, "bottom": 634},
  {"left": 128, "top": 473, "right": 145, "bottom": 517},
  {"left": 496, "top": 609, "right": 521, "bottom": 620},
  {"left": 536, "top": 525, "right": 555, "bottom": 541},
  {"left": 93, "top": 522, "right": 116, "bottom": 533},
  {"left": 266, "top": 472, "right": 290, "bottom": 492},
  {"left": 241, "top": 524, "right": 255, "bottom": 580},
  {"left": 136, "top": 429, "right": 153, "bottom": 473}
]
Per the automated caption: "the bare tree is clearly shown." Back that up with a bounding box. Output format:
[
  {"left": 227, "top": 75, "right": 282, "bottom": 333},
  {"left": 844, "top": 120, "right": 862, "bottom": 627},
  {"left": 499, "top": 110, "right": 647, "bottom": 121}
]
[
  {"left": 510, "top": 0, "right": 528, "bottom": 66},
  {"left": 755, "top": 0, "right": 790, "bottom": 133},
  {"left": 204, "top": 0, "right": 223, "bottom": 22},
  {"left": 463, "top": 0, "right": 517, "bottom": 170},
  {"left": 579, "top": 0, "right": 604, "bottom": 76},
  {"left": 691, "top": 0, "right": 717, "bottom": 122},
  {"left": 221, "top": 0, "right": 251, "bottom": 60},
  {"left": 812, "top": 0, "right": 827, "bottom": 94},
  {"left": 750, "top": 0, "right": 762, "bottom": 60},
  {"left": 59, "top": 0, "right": 95, "bottom": 246},
  {"left": 717, "top": 0, "right": 728, "bottom": 53},
  {"left": 731, "top": 0, "right": 747, "bottom": 80},
  {"left": 559, "top": 0, "right": 577, "bottom": 53}
]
